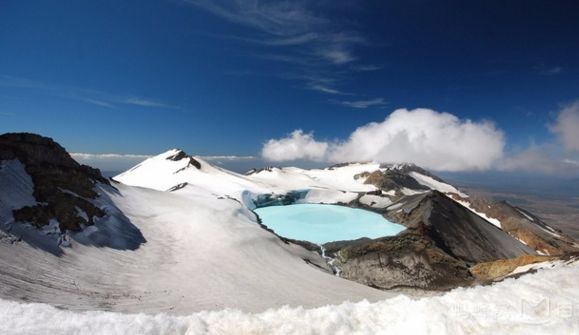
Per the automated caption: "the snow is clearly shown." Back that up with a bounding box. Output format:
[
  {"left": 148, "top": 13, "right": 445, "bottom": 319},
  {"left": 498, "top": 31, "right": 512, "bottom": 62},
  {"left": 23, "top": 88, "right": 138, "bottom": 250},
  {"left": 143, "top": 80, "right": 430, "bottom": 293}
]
[
  {"left": 455, "top": 199, "right": 502, "bottom": 229},
  {"left": 115, "top": 152, "right": 376, "bottom": 205},
  {"left": 1, "top": 260, "right": 578, "bottom": 335},
  {"left": 248, "top": 164, "right": 378, "bottom": 194},
  {"left": 114, "top": 150, "right": 270, "bottom": 200},
  {"left": 0, "top": 182, "right": 390, "bottom": 314},
  {"left": 400, "top": 187, "right": 426, "bottom": 196},
  {"left": 3, "top": 153, "right": 579, "bottom": 333},
  {"left": 509, "top": 258, "right": 576, "bottom": 276},
  {"left": 387, "top": 203, "right": 404, "bottom": 211},
  {"left": 300, "top": 189, "right": 359, "bottom": 204},
  {"left": 359, "top": 194, "right": 393, "bottom": 208},
  {"left": 0, "top": 160, "right": 37, "bottom": 226},
  {"left": 409, "top": 171, "right": 468, "bottom": 197},
  {"left": 383, "top": 189, "right": 396, "bottom": 196},
  {"left": 517, "top": 209, "right": 535, "bottom": 222}
]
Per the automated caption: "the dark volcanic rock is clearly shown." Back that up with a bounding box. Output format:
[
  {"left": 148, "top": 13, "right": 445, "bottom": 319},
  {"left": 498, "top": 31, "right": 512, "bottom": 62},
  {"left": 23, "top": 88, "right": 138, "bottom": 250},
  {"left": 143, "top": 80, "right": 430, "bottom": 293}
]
[
  {"left": 0, "top": 132, "right": 146, "bottom": 255},
  {"left": 245, "top": 166, "right": 278, "bottom": 175},
  {"left": 326, "top": 191, "right": 539, "bottom": 291},
  {"left": 166, "top": 150, "right": 188, "bottom": 161},
  {"left": 0, "top": 133, "right": 109, "bottom": 231},
  {"left": 334, "top": 230, "right": 474, "bottom": 290},
  {"left": 387, "top": 191, "right": 535, "bottom": 264},
  {"left": 358, "top": 170, "right": 428, "bottom": 195},
  {"left": 168, "top": 150, "right": 202, "bottom": 170}
]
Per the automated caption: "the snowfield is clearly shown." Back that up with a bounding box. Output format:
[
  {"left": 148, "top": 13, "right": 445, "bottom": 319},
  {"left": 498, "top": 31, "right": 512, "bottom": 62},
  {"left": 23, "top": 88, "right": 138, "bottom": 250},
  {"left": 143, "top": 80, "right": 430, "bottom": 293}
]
[
  {"left": 0, "top": 182, "right": 391, "bottom": 313},
  {"left": 1, "top": 260, "right": 578, "bottom": 335},
  {"left": 2, "top": 149, "right": 579, "bottom": 334}
]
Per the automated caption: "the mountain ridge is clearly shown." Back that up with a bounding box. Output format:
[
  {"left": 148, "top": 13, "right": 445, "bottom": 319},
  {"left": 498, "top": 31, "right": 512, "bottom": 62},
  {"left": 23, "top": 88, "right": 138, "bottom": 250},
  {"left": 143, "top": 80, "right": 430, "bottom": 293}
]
[{"left": 1, "top": 133, "right": 578, "bottom": 313}]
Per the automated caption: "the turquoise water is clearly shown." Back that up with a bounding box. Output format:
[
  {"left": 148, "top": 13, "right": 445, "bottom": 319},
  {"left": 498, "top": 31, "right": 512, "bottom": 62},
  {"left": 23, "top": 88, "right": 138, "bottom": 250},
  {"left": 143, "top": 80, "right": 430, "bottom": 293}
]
[{"left": 255, "top": 204, "right": 406, "bottom": 244}]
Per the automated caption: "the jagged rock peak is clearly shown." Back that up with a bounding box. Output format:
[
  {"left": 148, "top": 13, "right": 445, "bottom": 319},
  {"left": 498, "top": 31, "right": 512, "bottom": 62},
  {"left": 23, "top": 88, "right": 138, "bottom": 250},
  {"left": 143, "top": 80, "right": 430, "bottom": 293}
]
[
  {"left": 165, "top": 149, "right": 201, "bottom": 169},
  {"left": 246, "top": 166, "right": 280, "bottom": 175},
  {"left": 380, "top": 162, "right": 444, "bottom": 182},
  {"left": 166, "top": 149, "right": 189, "bottom": 161}
]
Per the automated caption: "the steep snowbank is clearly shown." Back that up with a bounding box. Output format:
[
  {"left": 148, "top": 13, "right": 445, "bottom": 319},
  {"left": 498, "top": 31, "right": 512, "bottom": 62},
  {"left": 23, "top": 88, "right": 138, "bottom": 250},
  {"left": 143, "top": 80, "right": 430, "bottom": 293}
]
[{"left": 1, "top": 260, "right": 577, "bottom": 335}]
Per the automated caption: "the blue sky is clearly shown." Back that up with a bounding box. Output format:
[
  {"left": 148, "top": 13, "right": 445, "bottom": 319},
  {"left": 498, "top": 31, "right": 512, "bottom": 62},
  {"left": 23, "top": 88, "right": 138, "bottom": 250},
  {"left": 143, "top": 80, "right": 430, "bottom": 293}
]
[{"left": 1, "top": 0, "right": 579, "bottom": 173}]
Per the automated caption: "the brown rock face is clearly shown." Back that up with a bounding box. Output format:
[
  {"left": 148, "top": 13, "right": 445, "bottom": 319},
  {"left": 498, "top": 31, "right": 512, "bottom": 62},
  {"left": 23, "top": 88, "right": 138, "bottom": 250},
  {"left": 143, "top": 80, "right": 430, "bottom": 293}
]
[
  {"left": 334, "top": 230, "right": 474, "bottom": 290},
  {"left": 358, "top": 170, "right": 428, "bottom": 196},
  {"left": 470, "top": 255, "right": 556, "bottom": 281},
  {"left": 0, "top": 133, "right": 109, "bottom": 231}
]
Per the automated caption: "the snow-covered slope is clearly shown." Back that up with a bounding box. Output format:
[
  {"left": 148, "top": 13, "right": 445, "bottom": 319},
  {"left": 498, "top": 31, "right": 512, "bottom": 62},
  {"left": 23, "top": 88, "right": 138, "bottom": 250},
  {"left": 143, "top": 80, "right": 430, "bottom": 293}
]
[
  {"left": 115, "top": 149, "right": 270, "bottom": 197},
  {"left": 0, "top": 181, "right": 390, "bottom": 313},
  {"left": 115, "top": 151, "right": 379, "bottom": 206},
  {"left": 113, "top": 151, "right": 577, "bottom": 258},
  {"left": 1, "top": 259, "right": 578, "bottom": 335}
]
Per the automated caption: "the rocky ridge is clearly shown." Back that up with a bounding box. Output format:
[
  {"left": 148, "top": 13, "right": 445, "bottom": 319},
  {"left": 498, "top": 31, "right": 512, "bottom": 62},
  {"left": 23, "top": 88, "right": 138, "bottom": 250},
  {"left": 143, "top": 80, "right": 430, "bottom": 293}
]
[{"left": 0, "top": 133, "right": 145, "bottom": 254}]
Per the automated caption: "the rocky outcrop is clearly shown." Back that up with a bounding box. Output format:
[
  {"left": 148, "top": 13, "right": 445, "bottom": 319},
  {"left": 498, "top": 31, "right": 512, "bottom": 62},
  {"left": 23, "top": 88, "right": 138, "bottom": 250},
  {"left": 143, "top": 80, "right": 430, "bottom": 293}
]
[
  {"left": 322, "top": 191, "right": 540, "bottom": 290},
  {"left": 470, "top": 255, "right": 556, "bottom": 282},
  {"left": 330, "top": 230, "right": 474, "bottom": 290},
  {"left": 168, "top": 150, "right": 202, "bottom": 170},
  {"left": 0, "top": 133, "right": 109, "bottom": 231},
  {"left": 356, "top": 170, "right": 428, "bottom": 197},
  {"left": 392, "top": 191, "right": 535, "bottom": 264},
  {"left": 0, "top": 133, "right": 145, "bottom": 255}
]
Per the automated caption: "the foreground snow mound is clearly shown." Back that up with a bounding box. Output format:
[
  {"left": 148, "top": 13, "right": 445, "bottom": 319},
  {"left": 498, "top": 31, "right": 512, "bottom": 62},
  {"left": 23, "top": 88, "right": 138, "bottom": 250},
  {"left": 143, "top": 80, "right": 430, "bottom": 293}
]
[{"left": 1, "top": 261, "right": 578, "bottom": 335}]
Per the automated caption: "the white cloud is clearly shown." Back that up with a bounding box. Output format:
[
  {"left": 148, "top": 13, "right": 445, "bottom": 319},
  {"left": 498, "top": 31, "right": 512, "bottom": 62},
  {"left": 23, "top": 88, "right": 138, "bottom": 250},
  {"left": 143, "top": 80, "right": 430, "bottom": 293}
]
[
  {"left": 80, "top": 98, "right": 116, "bottom": 109},
  {"left": 318, "top": 48, "right": 355, "bottom": 65},
  {"left": 262, "top": 130, "right": 328, "bottom": 162},
  {"left": 535, "top": 63, "right": 564, "bottom": 76},
  {"left": 200, "top": 155, "right": 257, "bottom": 161},
  {"left": 336, "top": 97, "right": 387, "bottom": 109},
  {"left": 497, "top": 144, "right": 579, "bottom": 175},
  {"left": 185, "top": 0, "right": 326, "bottom": 37},
  {"left": 307, "top": 84, "right": 345, "bottom": 95},
  {"left": 0, "top": 75, "right": 177, "bottom": 110},
  {"left": 123, "top": 97, "right": 178, "bottom": 109},
  {"left": 494, "top": 101, "right": 579, "bottom": 176},
  {"left": 70, "top": 153, "right": 154, "bottom": 172},
  {"left": 69, "top": 153, "right": 153, "bottom": 160},
  {"left": 550, "top": 101, "right": 579, "bottom": 152},
  {"left": 185, "top": 0, "right": 366, "bottom": 96},
  {"left": 261, "top": 108, "right": 506, "bottom": 172}
]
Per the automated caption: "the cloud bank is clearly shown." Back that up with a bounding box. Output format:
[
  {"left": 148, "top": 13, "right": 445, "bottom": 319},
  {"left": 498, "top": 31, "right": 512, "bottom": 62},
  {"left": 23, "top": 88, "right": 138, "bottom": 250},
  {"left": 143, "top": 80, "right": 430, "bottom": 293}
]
[
  {"left": 550, "top": 101, "right": 579, "bottom": 152},
  {"left": 262, "top": 130, "right": 329, "bottom": 162},
  {"left": 262, "top": 108, "right": 505, "bottom": 171}
]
